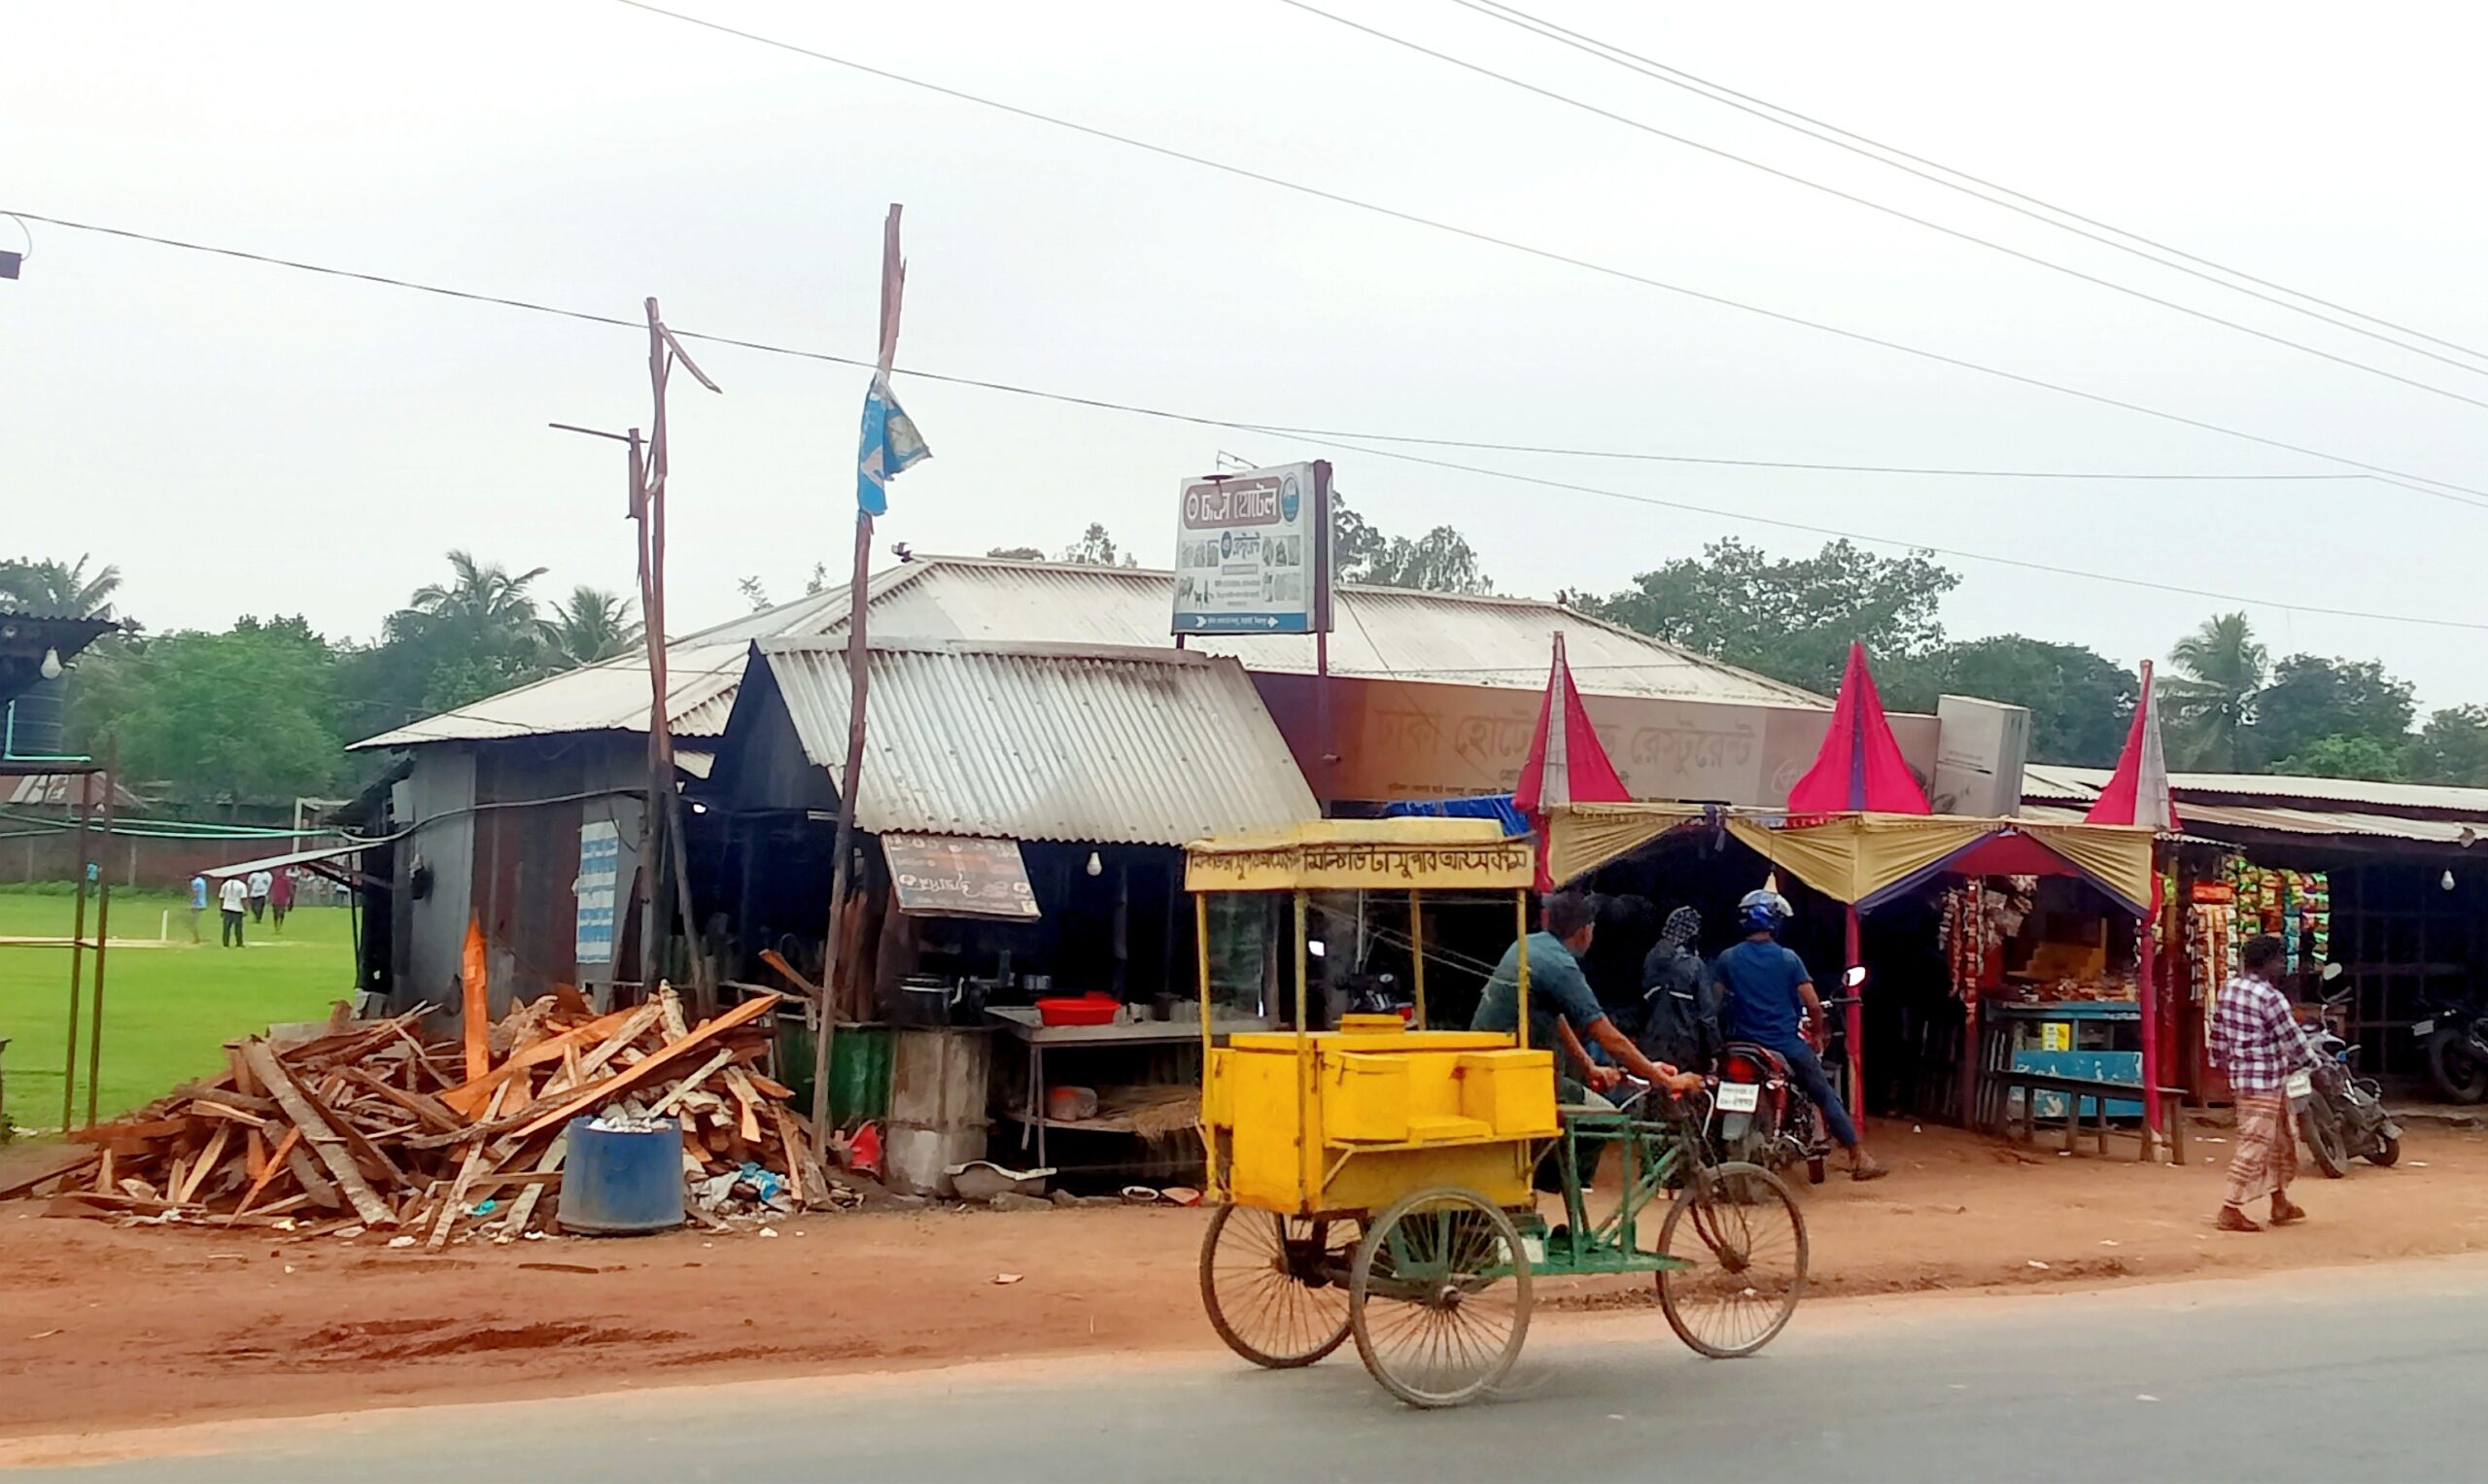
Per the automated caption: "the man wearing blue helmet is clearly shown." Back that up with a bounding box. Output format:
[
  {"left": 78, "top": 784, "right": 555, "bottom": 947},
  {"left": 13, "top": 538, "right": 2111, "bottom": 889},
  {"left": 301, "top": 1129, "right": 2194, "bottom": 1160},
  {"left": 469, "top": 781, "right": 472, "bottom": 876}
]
[{"left": 1714, "top": 888, "right": 1887, "bottom": 1181}]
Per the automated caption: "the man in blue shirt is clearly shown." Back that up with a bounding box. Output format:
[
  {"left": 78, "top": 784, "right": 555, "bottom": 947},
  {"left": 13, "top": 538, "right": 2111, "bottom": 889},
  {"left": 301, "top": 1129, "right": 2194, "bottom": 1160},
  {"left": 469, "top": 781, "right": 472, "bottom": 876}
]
[
  {"left": 1473, "top": 889, "right": 1703, "bottom": 1102},
  {"left": 1714, "top": 890, "right": 1885, "bottom": 1181}
]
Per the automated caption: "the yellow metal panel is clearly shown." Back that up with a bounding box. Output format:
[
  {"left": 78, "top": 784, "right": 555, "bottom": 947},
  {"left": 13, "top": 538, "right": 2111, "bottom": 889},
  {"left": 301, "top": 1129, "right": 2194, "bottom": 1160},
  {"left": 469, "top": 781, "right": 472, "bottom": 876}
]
[
  {"left": 1318, "top": 1141, "right": 1536, "bottom": 1213},
  {"left": 1185, "top": 818, "right": 1534, "bottom": 893},
  {"left": 1323, "top": 1053, "right": 1412, "bottom": 1142}
]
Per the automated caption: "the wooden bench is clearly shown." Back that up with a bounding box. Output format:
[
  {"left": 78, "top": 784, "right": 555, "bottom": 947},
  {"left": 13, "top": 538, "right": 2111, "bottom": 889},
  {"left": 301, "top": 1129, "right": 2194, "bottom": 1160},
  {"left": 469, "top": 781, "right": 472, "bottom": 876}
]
[{"left": 1980, "top": 1068, "right": 2188, "bottom": 1164}]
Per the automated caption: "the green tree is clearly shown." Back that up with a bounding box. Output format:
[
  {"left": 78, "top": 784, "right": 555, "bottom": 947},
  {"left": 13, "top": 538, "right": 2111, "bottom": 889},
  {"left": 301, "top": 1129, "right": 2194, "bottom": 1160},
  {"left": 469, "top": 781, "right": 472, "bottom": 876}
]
[
  {"left": 1062, "top": 524, "right": 1138, "bottom": 568},
  {"left": 2275, "top": 733, "right": 2404, "bottom": 782},
  {"left": 1563, "top": 537, "right": 1958, "bottom": 696},
  {"left": 1883, "top": 637, "right": 2138, "bottom": 766},
  {"left": 360, "top": 550, "right": 557, "bottom": 717},
  {"left": 1331, "top": 500, "right": 1494, "bottom": 594},
  {"left": 2160, "top": 613, "right": 2268, "bottom": 771},
  {"left": 77, "top": 622, "right": 343, "bottom": 806},
  {"left": 2252, "top": 654, "right": 2415, "bottom": 765},
  {"left": 2405, "top": 707, "right": 2488, "bottom": 786},
  {"left": 543, "top": 586, "right": 642, "bottom": 668},
  {"left": 0, "top": 552, "right": 125, "bottom": 622}
]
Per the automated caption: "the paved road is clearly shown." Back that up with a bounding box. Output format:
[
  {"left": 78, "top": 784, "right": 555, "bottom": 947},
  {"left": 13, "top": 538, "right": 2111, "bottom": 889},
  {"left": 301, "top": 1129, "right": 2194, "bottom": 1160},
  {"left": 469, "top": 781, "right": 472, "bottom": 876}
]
[{"left": 19, "top": 1258, "right": 2488, "bottom": 1481}]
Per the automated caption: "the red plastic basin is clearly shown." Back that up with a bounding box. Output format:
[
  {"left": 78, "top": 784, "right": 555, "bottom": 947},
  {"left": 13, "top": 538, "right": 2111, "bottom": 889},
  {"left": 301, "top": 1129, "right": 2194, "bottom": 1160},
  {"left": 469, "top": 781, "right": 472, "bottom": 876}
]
[{"left": 1036, "top": 994, "right": 1121, "bottom": 1026}]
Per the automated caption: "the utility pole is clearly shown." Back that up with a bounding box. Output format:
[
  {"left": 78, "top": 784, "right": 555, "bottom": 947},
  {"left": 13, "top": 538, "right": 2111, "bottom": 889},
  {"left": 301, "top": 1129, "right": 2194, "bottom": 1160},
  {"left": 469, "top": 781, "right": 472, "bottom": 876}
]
[
  {"left": 812, "top": 204, "right": 923, "bottom": 1160},
  {"left": 549, "top": 298, "right": 718, "bottom": 1016}
]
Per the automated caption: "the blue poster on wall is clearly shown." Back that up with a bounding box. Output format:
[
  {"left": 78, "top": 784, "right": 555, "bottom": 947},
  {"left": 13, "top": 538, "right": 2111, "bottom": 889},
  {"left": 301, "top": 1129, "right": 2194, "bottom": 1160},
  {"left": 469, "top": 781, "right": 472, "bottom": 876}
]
[{"left": 574, "top": 821, "right": 620, "bottom": 965}]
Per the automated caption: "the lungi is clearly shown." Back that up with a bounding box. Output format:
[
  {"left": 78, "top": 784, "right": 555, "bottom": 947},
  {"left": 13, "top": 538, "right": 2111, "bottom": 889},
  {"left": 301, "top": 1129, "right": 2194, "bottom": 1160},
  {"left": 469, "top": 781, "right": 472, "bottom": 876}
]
[{"left": 2224, "top": 1091, "right": 2297, "bottom": 1207}]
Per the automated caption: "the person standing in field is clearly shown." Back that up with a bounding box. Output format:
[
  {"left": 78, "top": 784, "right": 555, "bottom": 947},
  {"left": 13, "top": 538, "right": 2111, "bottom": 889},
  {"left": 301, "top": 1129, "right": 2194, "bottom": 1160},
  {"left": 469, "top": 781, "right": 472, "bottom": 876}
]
[
  {"left": 2210, "top": 933, "right": 2313, "bottom": 1232},
  {"left": 268, "top": 867, "right": 296, "bottom": 933},
  {"left": 218, "top": 873, "right": 250, "bottom": 947},
  {"left": 188, "top": 873, "right": 208, "bottom": 944},
  {"left": 247, "top": 867, "right": 273, "bottom": 923}
]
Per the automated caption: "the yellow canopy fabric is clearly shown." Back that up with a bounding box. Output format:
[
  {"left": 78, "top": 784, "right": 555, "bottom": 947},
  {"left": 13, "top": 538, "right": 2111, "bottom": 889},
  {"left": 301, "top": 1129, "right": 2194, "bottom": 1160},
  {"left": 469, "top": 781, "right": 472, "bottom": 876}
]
[{"left": 1544, "top": 802, "right": 2155, "bottom": 914}]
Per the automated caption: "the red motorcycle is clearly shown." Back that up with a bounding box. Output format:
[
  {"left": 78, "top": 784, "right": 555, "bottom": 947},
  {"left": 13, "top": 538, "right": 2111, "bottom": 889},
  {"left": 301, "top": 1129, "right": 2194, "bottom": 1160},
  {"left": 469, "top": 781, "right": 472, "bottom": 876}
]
[{"left": 1708, "top": 970, "right": 1863, "bottom": 1189}]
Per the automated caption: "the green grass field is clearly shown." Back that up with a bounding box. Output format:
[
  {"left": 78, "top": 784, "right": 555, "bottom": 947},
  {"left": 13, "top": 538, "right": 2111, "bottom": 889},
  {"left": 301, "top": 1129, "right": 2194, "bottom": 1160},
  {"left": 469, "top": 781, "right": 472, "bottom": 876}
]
[{"left": 0, "top": 887, "right": 358, "bottom": 1128}]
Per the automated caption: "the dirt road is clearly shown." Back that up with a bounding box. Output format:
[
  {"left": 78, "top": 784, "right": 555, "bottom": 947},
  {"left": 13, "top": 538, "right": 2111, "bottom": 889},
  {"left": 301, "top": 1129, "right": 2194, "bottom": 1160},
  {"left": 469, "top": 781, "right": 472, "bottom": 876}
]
[{"left": 3, "top": 1117, "right": 2481, "bottom": 1440}]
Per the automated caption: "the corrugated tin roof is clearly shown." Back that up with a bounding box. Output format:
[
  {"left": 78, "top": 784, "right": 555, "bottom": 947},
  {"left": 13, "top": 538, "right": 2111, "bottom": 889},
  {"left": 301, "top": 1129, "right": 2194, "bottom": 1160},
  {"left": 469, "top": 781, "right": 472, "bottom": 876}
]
[
  {"left": 747, "top": 638, "right": 1318, "bottom": 845},
  {"left": 2022, "top": 766, "right": 2487, "bottom": 846},
  {"left": 355, "top": 554, "right": 1824, "bottom": 750},
  {"left": 2024, "top": 764, "right": 2488, "bottom": 819}
]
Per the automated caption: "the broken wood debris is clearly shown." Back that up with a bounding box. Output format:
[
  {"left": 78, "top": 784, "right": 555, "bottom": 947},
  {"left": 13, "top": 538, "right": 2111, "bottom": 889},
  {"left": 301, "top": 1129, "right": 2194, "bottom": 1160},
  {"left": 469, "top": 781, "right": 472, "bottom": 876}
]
[{"left": 22, "top": 985, "right": 869, "bottom": 1241}]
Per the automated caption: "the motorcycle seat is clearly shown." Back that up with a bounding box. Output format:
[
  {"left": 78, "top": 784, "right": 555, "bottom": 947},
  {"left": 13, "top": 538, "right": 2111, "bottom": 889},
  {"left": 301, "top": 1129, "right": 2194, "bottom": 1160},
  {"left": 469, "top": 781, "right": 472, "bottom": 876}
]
[{"left": 1719, "top": 1041, "right": 1792, "bottom": 1081}]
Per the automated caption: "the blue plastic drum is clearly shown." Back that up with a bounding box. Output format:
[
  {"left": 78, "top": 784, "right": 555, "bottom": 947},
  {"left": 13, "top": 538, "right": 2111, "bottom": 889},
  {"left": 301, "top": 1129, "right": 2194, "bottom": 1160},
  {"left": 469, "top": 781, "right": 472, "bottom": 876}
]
[{"left": 560, "top": 1116, "right": 685, "bottom": 1234}]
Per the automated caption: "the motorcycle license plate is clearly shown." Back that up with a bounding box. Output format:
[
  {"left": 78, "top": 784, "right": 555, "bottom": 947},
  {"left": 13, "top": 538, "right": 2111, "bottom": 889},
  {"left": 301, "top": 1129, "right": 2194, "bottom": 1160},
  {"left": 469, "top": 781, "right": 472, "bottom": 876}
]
[
  {"left": 1715, "top": 1082, "right": 1761, "bottom": 1113},
  {"left": 2284, "top": 1070, "right": 2313, "bottom": 1099},
  {"left": 2412, "top": 1019, "right": 2435, "bottom": 1037}
]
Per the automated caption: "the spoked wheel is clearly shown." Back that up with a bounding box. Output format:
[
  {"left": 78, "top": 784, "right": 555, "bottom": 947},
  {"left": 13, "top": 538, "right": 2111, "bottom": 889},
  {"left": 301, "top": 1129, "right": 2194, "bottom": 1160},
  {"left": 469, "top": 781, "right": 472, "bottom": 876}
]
[
  {"left": 1658, "top": 1160, "right": 1808, "bottom": 1359},
  {"left": 1199, "top": 1205, "right": 1358, "bottom": 1367},
  {"left": 1349, "top": 1187, "right": 1532, "bottom": 1407}
]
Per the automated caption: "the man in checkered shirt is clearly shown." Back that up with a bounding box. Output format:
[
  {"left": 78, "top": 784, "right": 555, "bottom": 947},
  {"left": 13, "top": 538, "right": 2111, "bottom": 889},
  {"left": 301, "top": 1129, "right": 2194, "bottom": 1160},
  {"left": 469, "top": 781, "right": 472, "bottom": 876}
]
[{"left": 2209, "top": 933, "right": 2314, "bottom": 1232}]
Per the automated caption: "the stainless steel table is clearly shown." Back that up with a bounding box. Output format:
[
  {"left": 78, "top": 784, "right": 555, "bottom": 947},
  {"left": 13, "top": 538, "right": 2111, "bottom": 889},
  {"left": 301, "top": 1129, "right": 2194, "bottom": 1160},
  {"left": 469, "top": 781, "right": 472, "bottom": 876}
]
[{"left": 985, "top": 1007, "right": 1271, "bottom": 1169}]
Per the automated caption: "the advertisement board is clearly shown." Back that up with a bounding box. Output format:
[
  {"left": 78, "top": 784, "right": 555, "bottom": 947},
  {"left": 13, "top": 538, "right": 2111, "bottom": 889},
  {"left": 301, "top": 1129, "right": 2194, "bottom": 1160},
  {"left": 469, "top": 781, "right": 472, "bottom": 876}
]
[{"left": 1172, "top": 460, "right": 1332, "bottom": 635}]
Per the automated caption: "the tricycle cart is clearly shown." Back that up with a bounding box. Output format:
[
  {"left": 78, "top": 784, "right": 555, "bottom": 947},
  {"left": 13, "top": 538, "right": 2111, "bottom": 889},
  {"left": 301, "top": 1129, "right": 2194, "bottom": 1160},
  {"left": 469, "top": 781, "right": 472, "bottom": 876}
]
[{"left": 1188, "top": 819, "right": 1808, "bottom": 1407}]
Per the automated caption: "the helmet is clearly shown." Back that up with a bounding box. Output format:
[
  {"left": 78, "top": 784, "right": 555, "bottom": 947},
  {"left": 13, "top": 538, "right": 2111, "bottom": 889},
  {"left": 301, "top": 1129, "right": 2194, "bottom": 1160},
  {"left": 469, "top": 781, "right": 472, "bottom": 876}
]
[{"left": 1737, "top": 888, "right": 1793, "bottom": 935}]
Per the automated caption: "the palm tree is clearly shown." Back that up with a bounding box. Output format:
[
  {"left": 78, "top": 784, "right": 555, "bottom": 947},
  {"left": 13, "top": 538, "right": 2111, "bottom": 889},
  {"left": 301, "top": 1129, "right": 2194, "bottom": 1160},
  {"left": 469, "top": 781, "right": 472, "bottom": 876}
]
[
  {"left": 2161, "top": 612, "right": 2267, "bottom": 770},
  {"left": 543, "top": 585, "right": 643, "bottom": 668},
  {"left": 402, "top": 550, "right": 547, "bottom": 633},
  {"left": 0, "top": 553, "right": 122, "bottom": 620}
]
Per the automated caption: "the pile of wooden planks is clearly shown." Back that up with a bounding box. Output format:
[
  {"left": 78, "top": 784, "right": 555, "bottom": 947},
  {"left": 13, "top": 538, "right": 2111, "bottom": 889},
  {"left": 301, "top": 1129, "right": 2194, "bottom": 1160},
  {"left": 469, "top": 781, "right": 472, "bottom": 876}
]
[{"left": 17, "top": 984, "right": 852, "bottom": 1242}]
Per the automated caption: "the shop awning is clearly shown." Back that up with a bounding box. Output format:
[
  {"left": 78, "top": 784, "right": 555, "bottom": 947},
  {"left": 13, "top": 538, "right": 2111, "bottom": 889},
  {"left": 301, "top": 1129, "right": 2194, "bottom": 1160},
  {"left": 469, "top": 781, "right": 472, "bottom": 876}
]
[{"left": 1544, "top": 802, "right": 2156, "bottom": 915}]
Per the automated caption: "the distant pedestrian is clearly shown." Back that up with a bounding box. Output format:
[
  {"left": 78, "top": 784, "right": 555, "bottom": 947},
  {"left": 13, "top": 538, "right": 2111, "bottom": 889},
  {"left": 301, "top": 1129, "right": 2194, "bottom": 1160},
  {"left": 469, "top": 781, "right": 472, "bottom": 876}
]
[
  {"left": 269, "top": 868, "right": 296, "bottom": 932},
  {"left": 247, "top": 868, "right": 273, "bottom": 923},
  {"left": 188, "top": 873, "right": 207, "bottom": 944},
  {"left": 219, "top": 874, "right": 250, "bottom": 948},
  {"left": 2210, "top": 933, "right": 2314, "bottom": 1232}
]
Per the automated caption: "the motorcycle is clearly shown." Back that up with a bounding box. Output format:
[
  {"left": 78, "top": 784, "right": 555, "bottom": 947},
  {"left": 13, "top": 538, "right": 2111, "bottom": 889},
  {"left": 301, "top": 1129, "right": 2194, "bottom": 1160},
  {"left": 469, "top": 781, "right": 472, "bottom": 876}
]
[
  {"left": 2408, "top": 987, "right": 2488, "bottom": 1104},
  {"left": 2295, "top": 980, "right": 2401, "bottom": 1176},
  {"left": 1710, "top": 966, "right": 1863, "bottom": 1188}
]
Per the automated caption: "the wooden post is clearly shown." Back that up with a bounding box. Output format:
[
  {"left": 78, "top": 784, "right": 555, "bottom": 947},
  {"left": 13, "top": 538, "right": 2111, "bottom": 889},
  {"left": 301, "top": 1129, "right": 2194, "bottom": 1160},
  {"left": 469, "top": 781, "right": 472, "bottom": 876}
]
[
  {"left": 82, "top": 739, "right": 117, "bottom": 1129},
  {"left": 812, "top": 203, "right": 908, "bottom": 1162},
  {"left": 58, "top": 772, "right": 94, "bottom": 1129},
  {"left": 1513, "top": 889, "right": 1531, "bottom": 1050},
  {"left": 1844, "top": 903, "right": 1864, "bottom": 1130}
]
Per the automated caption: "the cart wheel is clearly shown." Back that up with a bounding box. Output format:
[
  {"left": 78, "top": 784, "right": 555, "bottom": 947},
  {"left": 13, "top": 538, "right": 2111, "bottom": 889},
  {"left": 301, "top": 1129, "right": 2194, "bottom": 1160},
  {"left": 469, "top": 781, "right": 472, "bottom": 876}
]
[
  {"left": 1199, "top": 1205, "right": 1357, "bottom": 1368},
  {"left": 1349, "top": 1187, "right": 1532, "bottom": 1407},
  {"left": 1658, "top": 1160, "right": 1808, "bottom": 1359}
]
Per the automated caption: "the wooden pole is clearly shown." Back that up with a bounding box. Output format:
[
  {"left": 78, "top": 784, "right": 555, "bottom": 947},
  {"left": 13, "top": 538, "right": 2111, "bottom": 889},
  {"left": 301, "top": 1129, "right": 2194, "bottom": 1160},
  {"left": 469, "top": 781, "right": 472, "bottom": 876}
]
[
  {"left": 82, "top": 738, "right": 117, "bottom": 1129},
  {"left": 812, "top": 203, "right": 907, "bottom": 1162},
  {"left": 1407, "top": 888, "right": 1427, "bottom": 1029},
  {"left": 2139, "top": 874, "right": 2165, "bottom": 1158},
  {"left": 59, "top": 772, "right": 93, "bottom": 1129}
]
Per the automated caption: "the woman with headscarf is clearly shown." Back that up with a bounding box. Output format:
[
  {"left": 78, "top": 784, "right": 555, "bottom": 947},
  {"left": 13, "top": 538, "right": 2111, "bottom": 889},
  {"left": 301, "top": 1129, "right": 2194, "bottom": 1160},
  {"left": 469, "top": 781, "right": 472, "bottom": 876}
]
[{"left": 1638, "top": 906, "right": 1720, "bottom": 1074}]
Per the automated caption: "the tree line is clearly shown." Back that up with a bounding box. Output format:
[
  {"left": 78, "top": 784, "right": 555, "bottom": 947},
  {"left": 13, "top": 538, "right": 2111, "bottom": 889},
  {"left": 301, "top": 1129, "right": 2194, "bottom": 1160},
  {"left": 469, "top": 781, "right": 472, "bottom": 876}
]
[
  {"left": 2, "top": 552, "right": 640, "bottom": 810},
  {"left": 13, "top": 516, "right": 2482, "bottom": 811}
]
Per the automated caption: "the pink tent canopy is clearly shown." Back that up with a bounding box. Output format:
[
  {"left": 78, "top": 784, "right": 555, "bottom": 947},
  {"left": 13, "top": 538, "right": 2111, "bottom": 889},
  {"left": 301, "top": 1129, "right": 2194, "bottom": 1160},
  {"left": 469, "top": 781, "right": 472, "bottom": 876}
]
[
  {"left": 2086, "top": 660, "right": 2181, "bottom": 831},
  {"left": 1515, "top": 633, "right": 1629, "bottom": 888},
  {"left": 1786, "top": 641, "right": 1930, "bottom": 815}
]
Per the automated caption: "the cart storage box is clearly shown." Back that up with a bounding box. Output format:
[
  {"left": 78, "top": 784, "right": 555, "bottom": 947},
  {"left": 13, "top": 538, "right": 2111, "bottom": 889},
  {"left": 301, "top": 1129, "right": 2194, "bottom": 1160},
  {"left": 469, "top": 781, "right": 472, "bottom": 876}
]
[{"left": 1455, "top": 1049, "right": 1560, "bottom": 1137}]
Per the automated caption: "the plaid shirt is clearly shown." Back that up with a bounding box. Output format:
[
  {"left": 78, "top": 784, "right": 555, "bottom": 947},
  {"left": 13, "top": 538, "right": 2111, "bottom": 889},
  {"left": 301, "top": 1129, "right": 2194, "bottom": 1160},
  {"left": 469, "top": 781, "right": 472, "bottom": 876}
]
[{"left": 2210, "top": 973, "right": 2309, "bottom": 1094}]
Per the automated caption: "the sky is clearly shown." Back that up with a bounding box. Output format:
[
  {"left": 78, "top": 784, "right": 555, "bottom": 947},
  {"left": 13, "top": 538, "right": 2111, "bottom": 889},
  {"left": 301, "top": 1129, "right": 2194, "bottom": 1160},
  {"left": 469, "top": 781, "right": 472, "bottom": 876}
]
[{"left": 6, "top": 1, "right": 2485, "bottom": 712}]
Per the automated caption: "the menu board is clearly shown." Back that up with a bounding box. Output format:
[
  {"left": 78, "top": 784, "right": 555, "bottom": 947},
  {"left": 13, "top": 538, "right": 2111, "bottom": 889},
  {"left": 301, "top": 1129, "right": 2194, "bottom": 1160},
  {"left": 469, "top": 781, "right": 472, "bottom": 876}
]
[{"left": 883, "top": 833, "right": 1042, "bottom": 920}]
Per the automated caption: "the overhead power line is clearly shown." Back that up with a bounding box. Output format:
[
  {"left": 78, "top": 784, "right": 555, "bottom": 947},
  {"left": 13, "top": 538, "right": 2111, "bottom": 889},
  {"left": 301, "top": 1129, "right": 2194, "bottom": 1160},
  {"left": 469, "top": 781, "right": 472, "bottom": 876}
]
[
  {"left": 599, "top": 1, "right": 2488, "bottom": 507},
  {"left": 1278, "top": 0, "right": 2488, "bottom": 412},
  {"left": 1453, "top": 0, "right": 2488, "bottom": 374},
  {"left": 9, "top": 209, "right": 2484, "bottom": 632},
  {"left": 0, "top": 212, "right": 2375, "bottom": 485}
]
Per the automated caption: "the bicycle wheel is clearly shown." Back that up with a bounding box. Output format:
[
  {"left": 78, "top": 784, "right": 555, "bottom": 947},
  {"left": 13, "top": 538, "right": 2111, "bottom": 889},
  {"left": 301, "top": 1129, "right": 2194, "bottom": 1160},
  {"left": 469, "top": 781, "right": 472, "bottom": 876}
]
[
  {"left": 1657, "top": 1160, "right": 1808, "bottom": 1359},
  {"left": 1349, "top": 1187, "right": 1531, "bottom": 1407},
  {"left": 1199, "top": 1205, "right": 1357, "bottom": 1368}
]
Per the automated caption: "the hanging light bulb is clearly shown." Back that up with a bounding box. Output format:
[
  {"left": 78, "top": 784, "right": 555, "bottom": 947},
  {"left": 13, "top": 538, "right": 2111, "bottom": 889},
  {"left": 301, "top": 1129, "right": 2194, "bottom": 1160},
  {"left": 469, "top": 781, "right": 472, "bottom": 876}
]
[
  {"left": 2443, "top": 870, "right": 2457, "bottom": 892},
  {"left": 38, "top": 648, "right": 62, "bottom": 680},
  {"left": 1085, "top": 850, "right": 1103, "bottom": 878}
]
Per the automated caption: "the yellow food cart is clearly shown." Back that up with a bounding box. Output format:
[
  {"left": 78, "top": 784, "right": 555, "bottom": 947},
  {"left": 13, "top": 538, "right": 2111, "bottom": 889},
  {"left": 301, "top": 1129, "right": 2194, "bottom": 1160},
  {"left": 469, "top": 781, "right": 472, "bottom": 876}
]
[{"left": 1188, "top": 818, "right": 1808, "bottom": 1407}]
